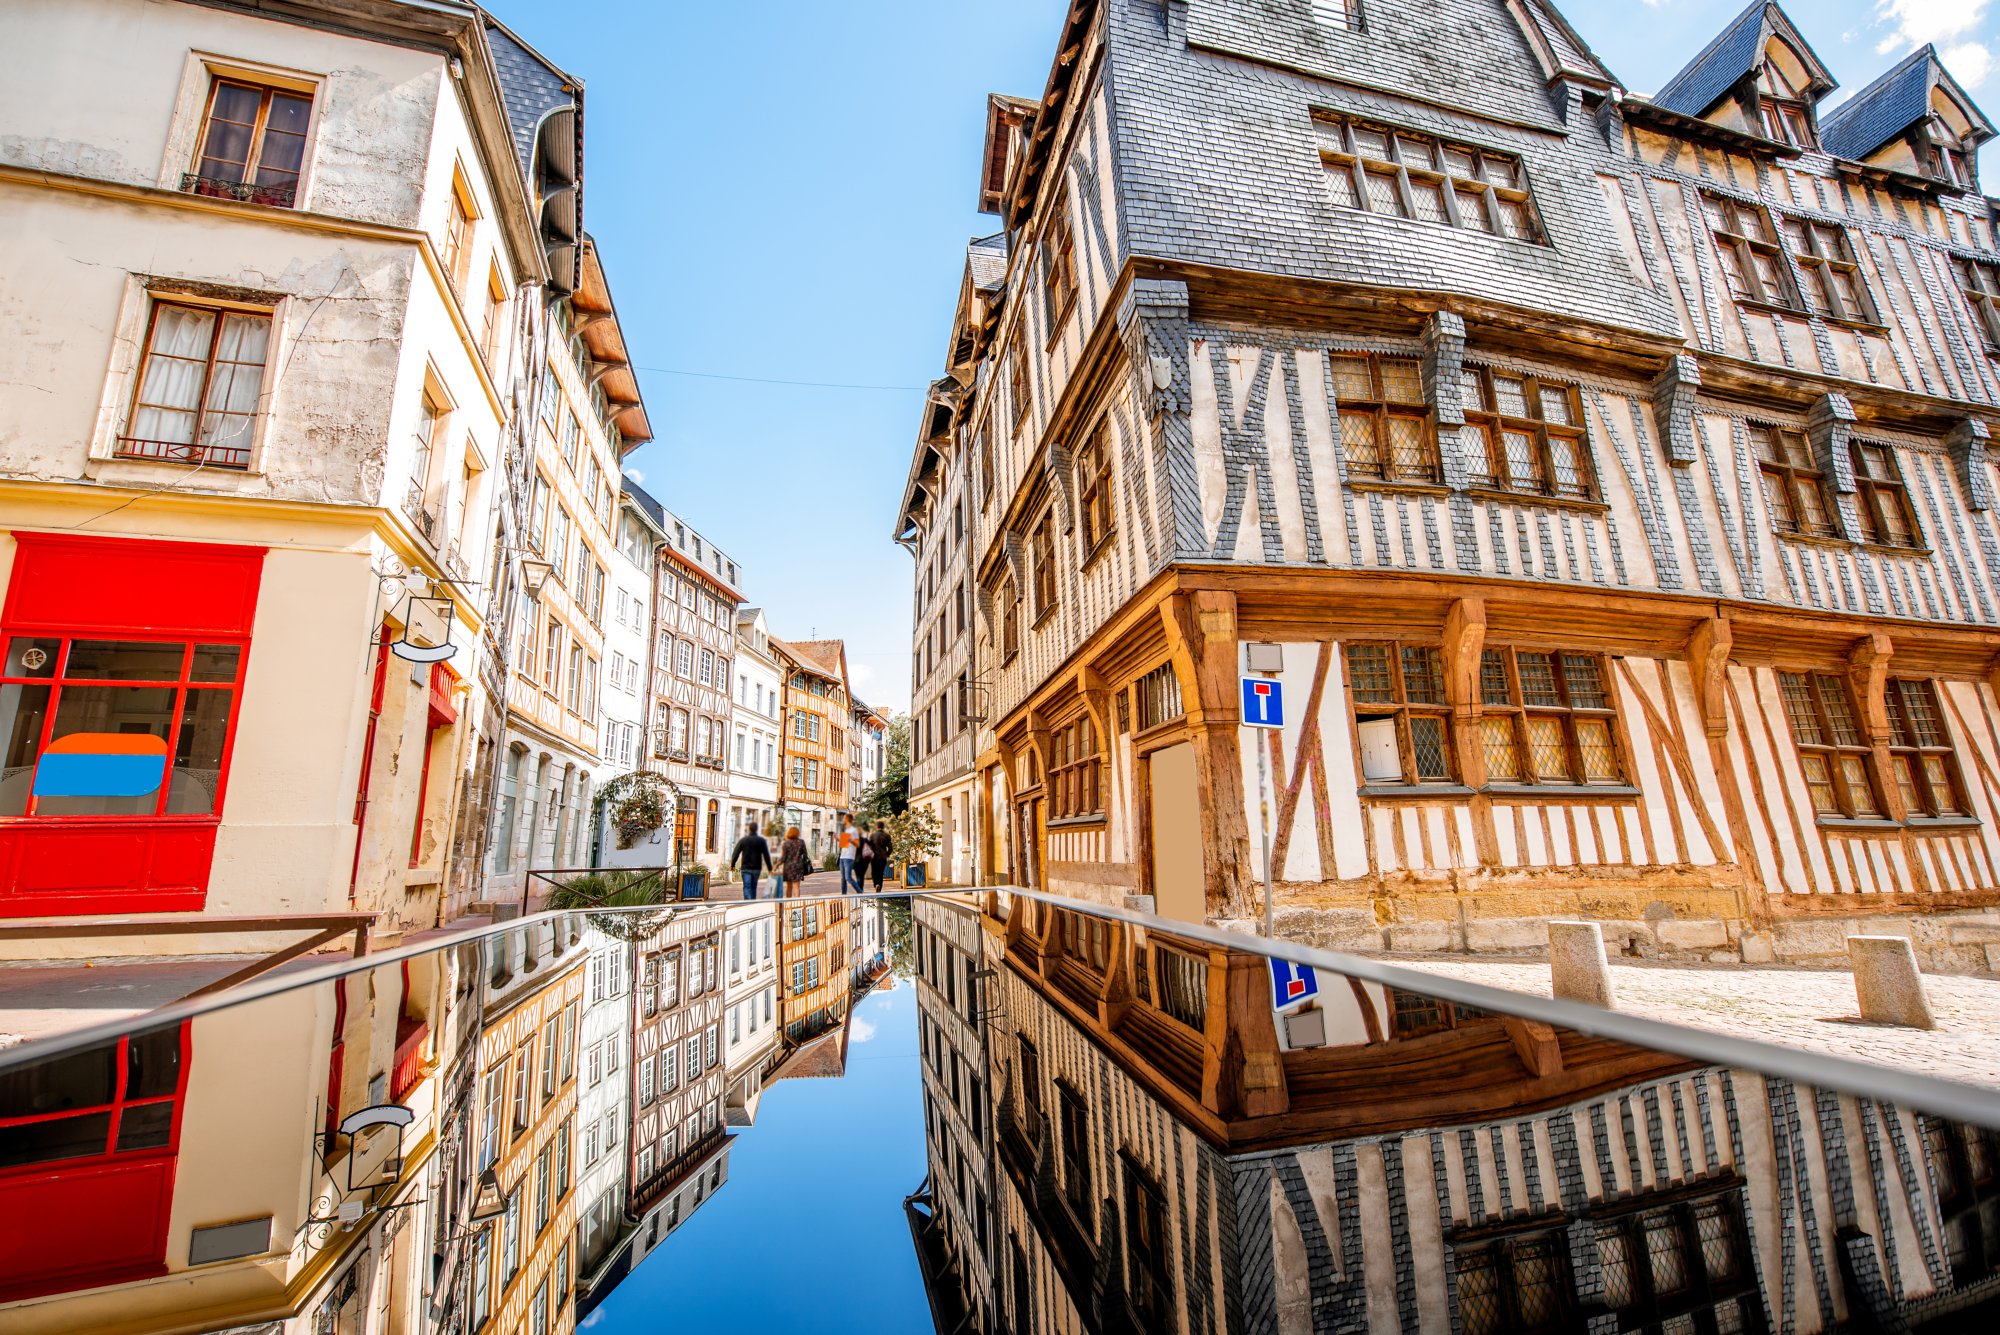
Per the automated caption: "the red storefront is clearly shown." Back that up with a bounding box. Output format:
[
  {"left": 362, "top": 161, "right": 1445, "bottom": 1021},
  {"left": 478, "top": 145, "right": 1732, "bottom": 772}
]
[{"left": 0, "top": 533, "right": 262, "bottom": 917}]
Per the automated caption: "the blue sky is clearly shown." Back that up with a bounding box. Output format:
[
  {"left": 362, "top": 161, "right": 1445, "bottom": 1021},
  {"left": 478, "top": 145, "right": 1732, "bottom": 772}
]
[
  {"left": 491, "top": 0, "right": 1998, "bottom": 715},
  {"left": 583, "top": 982, "right": 929, "bottom": 1332}
]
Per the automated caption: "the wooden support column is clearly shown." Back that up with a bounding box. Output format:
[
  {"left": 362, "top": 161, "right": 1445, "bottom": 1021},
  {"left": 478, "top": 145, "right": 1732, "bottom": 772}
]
[
  {"left": 1686, "top": 616, "right": 1765, "bottom": 919},
  {"left": 1199, "top": 947, "right": 1288, "bottom": 1120},
  {"left": 1161, "top": 589, "right": 1253, "bottom": 917},
  {"left": 1443, "top": 597, "right": 1498, "bottom": 865},
  {"left": 1849, "top": 631, "right": 1905, "bottom": 822}
]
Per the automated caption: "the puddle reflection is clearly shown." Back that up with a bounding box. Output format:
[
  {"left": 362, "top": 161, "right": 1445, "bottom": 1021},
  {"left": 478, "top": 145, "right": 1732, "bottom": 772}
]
[{"left": 0, "top": 892, "right": 1994, "bottom": 1335}]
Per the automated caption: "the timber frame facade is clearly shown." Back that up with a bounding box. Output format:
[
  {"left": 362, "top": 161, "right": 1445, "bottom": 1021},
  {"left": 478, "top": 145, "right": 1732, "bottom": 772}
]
[{"left": 895, "top": 0, "right": 2000, "bottom": 967}]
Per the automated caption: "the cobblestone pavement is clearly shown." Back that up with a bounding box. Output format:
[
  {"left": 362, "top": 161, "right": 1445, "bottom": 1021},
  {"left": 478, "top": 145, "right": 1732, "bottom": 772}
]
[{"left": 1387, "top": 955, "right": 2000, "bottom": 1089}]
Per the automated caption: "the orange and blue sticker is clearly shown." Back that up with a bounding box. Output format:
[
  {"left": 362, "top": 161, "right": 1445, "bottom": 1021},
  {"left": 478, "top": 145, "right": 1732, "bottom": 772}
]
[{"left": 32, "top": 733, "right": 169, "bottom": 799}]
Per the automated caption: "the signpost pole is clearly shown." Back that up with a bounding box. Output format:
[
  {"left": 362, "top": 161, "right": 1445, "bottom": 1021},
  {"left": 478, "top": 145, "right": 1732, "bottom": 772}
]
[{"left": 1256, "top": 733, "right": 1274, "bottom": 939}]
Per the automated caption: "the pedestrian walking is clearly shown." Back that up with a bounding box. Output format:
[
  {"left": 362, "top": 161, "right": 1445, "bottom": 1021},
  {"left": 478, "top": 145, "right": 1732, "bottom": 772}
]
[
  {"left": 778, "top": 826, "right": 810, "bottom": 899},
  {"left": 854, "top": 821, "right": 874, "bottom": 891},
  {"left": 837, "top": 818, "right": 861, "bottom": 894},
  {"left": 868, "top": 821, "right": 893, "bottom": 891},
  {"left": 729, "top": 821, "right": 772, "bottom": 899}
]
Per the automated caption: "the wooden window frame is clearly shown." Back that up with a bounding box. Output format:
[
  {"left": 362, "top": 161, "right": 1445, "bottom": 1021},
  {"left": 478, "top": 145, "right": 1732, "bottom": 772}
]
[
  {"left": 998, "top": 575, "right": 1021, "bottom": 664},
  {"left": 1460, "top": 367, "right": 1597, "bottom": 500},
  {"left": 1780, "top": 217, "right": 1877, "bottom": 326},
  {"left": 1886, "top": 678, "right": 1970, "bottom": 819},
  {"left": 1008, "top": 333, "right": 1031, "bottom": 437},
  {"left": 1313, "top": 0, "right": 1364, "bottom": 33},
  {"left": 1749, "top": 424, "right": 1838, "bottom": 539},
  {"left": 1345, "top": 641, "right": 1455, "bottom": 786},
  {"left": 1452, "top": 1224, "right": 1576, "bottom": 1335},
  {"left": 1121, "top": 1155, "right": 1175, "bottom": 1326},
  {"left": 1589, "top": 1187, "right": 1764, "bottom": 1334},
  {"left": 1924, "top": 1117, "right": 2000, "bottom": 1286},
  {"left": 1133, "top": 662, "right": 1185, "bottom": 733},
  {"left": 1317, "top": 116, "right": 1543, "bottom": 242},
  {"left": 1030, "top": 517, "right": 1058, "bottom": 624},
  {"left": 1702, "top": 193, "right": 1802, "bottom": 312},
  {"left": 1849, "top": 441, "right": 1921, "bottom": 550},
  {"left": 1951, "top": 257, "right": 2000, "bottom": 354},
  {"left": 119, "top": 299, "right": 273, "bottom": 469},
  {"left": 1330, "top": 352, "right": 1438, "bottom": 484},
  {"left": 1041, "top": 186, "right": 1078, "bottom": 333},
  {"left": 1076, "top": 428, "right": 1115, "bottom": 561},
  {"left": 1778, "top": 669, "right": 1884, "bottom": 819},
  {"left": 1475, "top": 647, "right": 1626, "bottom": 787},
  {"left": 189, "top": 77, "right": 313, "bottom": 208},
  {"left": 442, "top": 170, "right": 478, "bottom": 296},
  {"left": 1048, "top": 714, "right": 1103, "bottom": 821}
]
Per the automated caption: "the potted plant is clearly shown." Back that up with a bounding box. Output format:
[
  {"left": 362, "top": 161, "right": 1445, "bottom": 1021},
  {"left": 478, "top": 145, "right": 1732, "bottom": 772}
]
[{"left": 880, "top": 806, "right": 942, "bottom": 887}]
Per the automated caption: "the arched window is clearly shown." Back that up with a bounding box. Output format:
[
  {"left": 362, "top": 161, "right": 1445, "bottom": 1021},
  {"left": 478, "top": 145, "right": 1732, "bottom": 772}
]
[
  {"left": 696, "top": 716, "right": 712, "bottom": 758},
  {"left": 670, "top": 709, "right": 689, "bottom": 756},
  {"left": 705, "top": 799, "right": 720, "bottom": 853}
]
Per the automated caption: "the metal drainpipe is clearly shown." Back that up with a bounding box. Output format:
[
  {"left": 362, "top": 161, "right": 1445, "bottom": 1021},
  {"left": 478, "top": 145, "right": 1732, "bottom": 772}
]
[{"left": 350, "top": 625, "right": 393, "bottom": 904}]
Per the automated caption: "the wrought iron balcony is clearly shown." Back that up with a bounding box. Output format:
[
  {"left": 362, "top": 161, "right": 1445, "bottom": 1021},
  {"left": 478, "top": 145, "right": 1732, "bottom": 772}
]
[
  {"left": 180, "top": 172, "right": 298, "bottom": 209},
  {"left": 113, "top": 436, "right": 251, "bottom": 469}
]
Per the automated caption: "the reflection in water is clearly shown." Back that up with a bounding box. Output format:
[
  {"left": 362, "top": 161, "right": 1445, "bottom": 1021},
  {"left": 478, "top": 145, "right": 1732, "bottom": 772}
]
[
  {"left": 908, "top": 894, "right": 2000, "bottom": 1335},
  {"left": 0, "top": 892, "right": 1994, "bottom": 1335}
]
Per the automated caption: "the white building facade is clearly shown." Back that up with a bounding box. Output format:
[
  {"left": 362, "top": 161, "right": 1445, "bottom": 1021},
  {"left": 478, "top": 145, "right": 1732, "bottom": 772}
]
[
  {"left": 727, "top": 608, "right": 784, "bottom": 852},
  {"left": 595, "top": 484, "right": 663, "bottom": 864},
  {"left": 721, "top": 899, "right": 780, "bottom": 1124}
]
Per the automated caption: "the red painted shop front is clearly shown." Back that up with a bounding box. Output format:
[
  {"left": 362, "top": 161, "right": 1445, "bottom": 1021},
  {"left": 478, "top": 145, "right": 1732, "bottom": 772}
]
[
  {"left": 0, "top": 1022, "right": 192, "bottom": 1301},
  {"left": 0, "top": 533, "right": 263, "bottom": 917}
]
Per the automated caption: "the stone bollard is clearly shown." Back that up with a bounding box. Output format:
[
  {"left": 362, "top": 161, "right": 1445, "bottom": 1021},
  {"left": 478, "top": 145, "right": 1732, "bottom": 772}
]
[
  {"left": 1848, "top": 936, "right": 1936, "bottom": 1029},
  {"left": 1548, "top": 921, "right": 1615, "bottom": 1008}
]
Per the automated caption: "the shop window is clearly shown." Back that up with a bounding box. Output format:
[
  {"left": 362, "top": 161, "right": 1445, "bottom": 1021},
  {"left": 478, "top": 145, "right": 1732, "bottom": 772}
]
[
  {"left": 1476, "top": 648, "right": 1624, "bottom": 786},
  {"left": 0, "top": 1024, "right": 189, "bottom": 1300},
  {"left": 119, "top": 302, "right": 271, "bottom": 468},
  {"left": 1750, "top": 425, "right": 1836, "bottom": 539},
  {"left": 1887, "top": 679, "right": 1968, "bottom": 818},
  {"left": 1455, "top": 1227, "right": 1573, "bottom": 1335},
  {"left": 187, "top": 77, "right": 312, "bottom": 207},
  {"left": 1346, "top": 642, "right": 1453, "bottom": 785},
  {"left": 1048, "top": 716, "right": 1102, "bottom": 820},
  {"left": 1461, "top": 368, "right": 1596, "bottom": 500},
  {"left": 1331, "top": 353, "right": 1437, "bottom": 483},
  {"left": 1591, "top": 1190, "right": 1763, "bottom": 1333},
  {"left": 1, "top": 637, "right": 245, "bottom": 818},
  {"left": 1779, "top": 671, "right": 1882, "bottom": 818}
]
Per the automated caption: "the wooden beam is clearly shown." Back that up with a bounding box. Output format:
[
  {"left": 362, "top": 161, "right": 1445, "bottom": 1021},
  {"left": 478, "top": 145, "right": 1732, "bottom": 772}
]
[{"left": 1161, "top": 589, "right": 1253, "bottom": 917}]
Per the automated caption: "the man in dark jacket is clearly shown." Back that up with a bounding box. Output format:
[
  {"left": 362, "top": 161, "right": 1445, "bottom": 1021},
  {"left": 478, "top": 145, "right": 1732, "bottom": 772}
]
[
  {"left": 868, "top": 823, "right": 893, "bottom": 891},
  {"left": 730, "top": 822, "right": 773, "bottom": 899}
]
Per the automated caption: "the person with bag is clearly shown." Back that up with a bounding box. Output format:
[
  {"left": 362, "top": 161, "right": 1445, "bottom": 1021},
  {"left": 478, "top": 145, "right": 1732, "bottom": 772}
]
[
  {"left": 778, "top": 826, "right": 810, "bottom": 899},
  {"left": 868, "top": 821, "right": 893, "bottom": 891},
  {"left": 853, "top": 821, "right": 875, "bottom": 891}
]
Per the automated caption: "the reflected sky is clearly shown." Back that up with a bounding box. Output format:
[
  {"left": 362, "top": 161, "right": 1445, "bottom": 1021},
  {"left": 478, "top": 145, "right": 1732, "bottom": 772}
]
[{"left": 585, "top": 980, "right": 931, "bottom": 1334}]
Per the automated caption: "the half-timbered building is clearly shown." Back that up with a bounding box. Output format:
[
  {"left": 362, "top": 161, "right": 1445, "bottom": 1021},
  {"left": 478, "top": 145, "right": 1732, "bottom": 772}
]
[
  {"left": 894, "top": 0, "right": 2000, "bottom": 966},
  {"left": 949, "top": 895, "right": 1995, "bottom": 1335},
  {"left": 629, "top": 484, "right": 742, "bottom": 873},
  {"left": 628, "top": 907, "right": 727, "bottom": 1239},
  {"left": 775, "top": 637, "right": 854, "bottom": 858}
]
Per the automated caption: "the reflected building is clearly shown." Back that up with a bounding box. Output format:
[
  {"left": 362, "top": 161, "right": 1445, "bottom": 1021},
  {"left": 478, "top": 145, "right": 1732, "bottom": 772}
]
[
  {"left": 913, "top": 894, "right": 2000, "bottom": 1335},
  {"left": 781, "top": 892, "right": 851, "bottom": 1047},
  {"left": 723, "top": 899, "right": 782, "bottom": 1125}
]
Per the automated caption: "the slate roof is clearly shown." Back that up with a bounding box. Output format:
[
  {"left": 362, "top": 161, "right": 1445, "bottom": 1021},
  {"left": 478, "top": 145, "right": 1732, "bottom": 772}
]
[
  {"left": 483, "top": 20, "right": 576, "bottom": 190},
  {"left": 968, "top": 232, "right": 1008, "bottom": 293},
  {"left": 621, "top": 473, "right": 666, "bottom": 530},
  {"left": 1653, "top": 1, "right": 1832, "bottom": 118},
  {"left": 1820, "top": 45, "right": 1993, "bottom": 163}
]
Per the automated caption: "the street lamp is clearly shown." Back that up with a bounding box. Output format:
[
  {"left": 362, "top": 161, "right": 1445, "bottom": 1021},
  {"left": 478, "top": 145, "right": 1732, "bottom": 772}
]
[{"left": 520, "top": 558, "right": 554, "bottom": 599}]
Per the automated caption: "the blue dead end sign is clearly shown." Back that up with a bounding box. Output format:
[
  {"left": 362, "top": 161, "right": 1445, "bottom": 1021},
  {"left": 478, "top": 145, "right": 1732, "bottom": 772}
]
[
  {"left": 1241, "top": 676, "right": 1284, "bottom": 729},
  {"left": 1270, "top": 958, "right": 1319, "bottom": 1011}
]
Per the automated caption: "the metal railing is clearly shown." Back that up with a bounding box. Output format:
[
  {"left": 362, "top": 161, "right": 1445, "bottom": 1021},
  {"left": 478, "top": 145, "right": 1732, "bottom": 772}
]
[
  {"left": 180, "top": 172, "right": 297, "bottom": 208},
  {"left": 113, "top": 436, "right": 251, "bottom": 469}
]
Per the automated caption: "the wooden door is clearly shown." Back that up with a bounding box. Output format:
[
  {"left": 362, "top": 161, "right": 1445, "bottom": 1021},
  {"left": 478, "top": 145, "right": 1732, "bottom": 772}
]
[{"left": 1147, "top": 742, "right": 1203, "bottom": 922}]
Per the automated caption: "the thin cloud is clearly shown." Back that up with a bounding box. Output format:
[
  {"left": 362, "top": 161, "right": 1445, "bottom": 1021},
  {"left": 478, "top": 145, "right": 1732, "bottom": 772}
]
[
  {"left": 1944, "top": 40, "right": 1993, "bottom": 86},
  {"left": 1874, "top": 0, "right": 1987, "bottom": 55}
]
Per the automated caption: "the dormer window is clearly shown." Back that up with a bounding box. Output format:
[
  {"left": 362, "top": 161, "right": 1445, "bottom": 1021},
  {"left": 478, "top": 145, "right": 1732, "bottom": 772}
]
[
  {"left": 1757, "top": 56, "right": 1815, "bottom": 150},
  {"left": 1927, "top": 115, "right": 1974, "bottom": 189}
]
